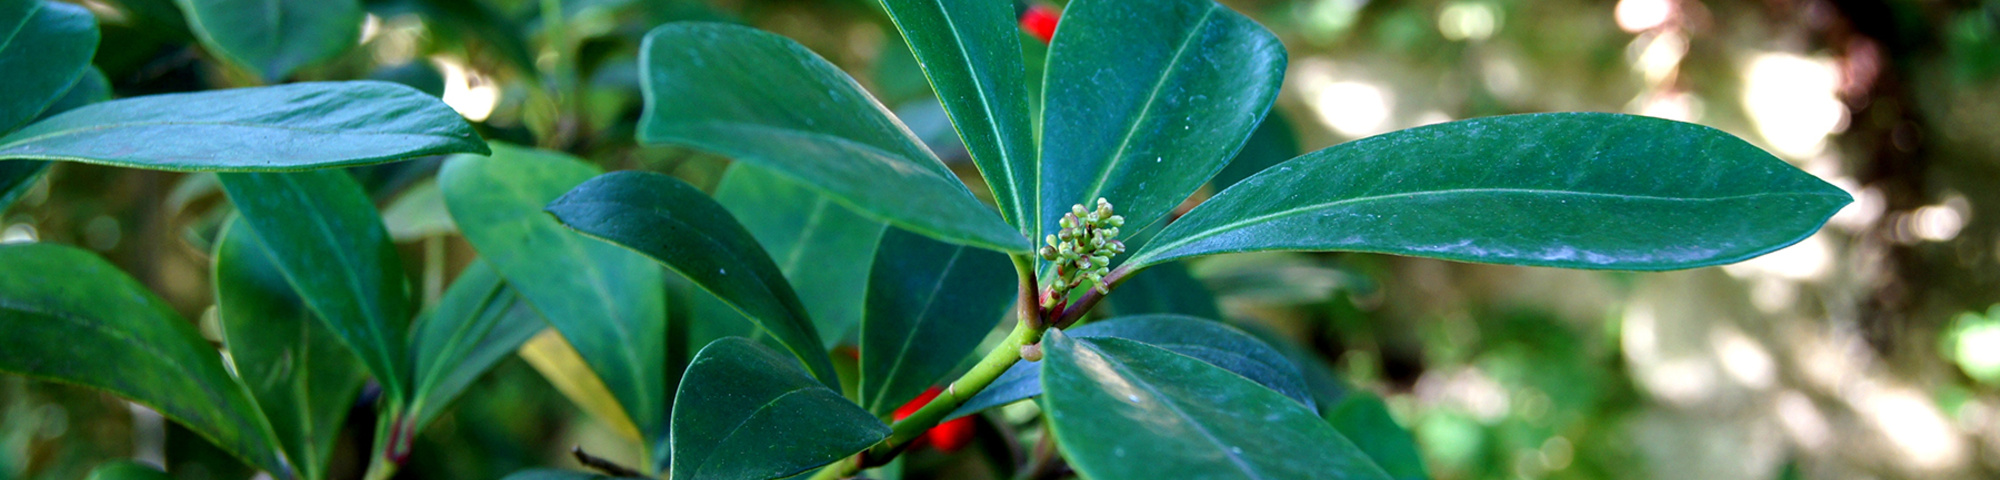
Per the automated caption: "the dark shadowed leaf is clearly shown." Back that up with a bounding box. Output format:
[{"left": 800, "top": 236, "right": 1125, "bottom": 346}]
[
  {"left": 1130, "top": 114, "right": 1854, "bottom": 271},
  {"left": 0, "top": 243, "right": 288, "bottom": 475},
  {"left": 876, "top": 0, "right": 1038, "bottom": 235},
  {"left": 949, "top": 314, "right": 1309, "bottom": 419},
  {"left": 714, "top": 164, "right": 885, "bottom": 345},
  {"left": 1325, "top": 392, "right": 1430, "bottom": 480},
  {"left": 637, "top": 23, "right": 1026, "bottom": 253},
  {"left": 439, "top": 144, "right": 669, "bottom": 462},
  {"left": 500, "top": 469, "right": 647, "bottom": 480},
  {"left": 1040, "top": 331, "right": 1388, "bottom": 480},
  {"left": 1101, "top": 261, "right": 1222, "bottom": 319},
  {"left": 859, "top": 228, "right": 1017, "bottom": 416},
  {"left": 0, "top": 81, "right": 489, "bottom": 171},
  {"left": 1210, "top": 111, "right": 1299, "bottom": 192},
  {"left": 85, "top": 461, "right": 176, "bottom": 480},
  {"left": 214, "top": 219, "right": 368, "bottom": 480},
  {"left": 175, "top": 0, "right": 361, "bottom": 81},
  {"left": 219, "top": 170, "right": 413, "bottom": 404},
  {"left": 1037, "top": 0, "right": 1285, "bottom": 242},
  {"left": 406, "top": 260, "right": 546, "bottom": 430},
  {"left": 670, "top": 338, "right": 889, "bottom": 480},
  {"left": 0, "top": 0, "right": 97, "bottom": 133},
  {"left": 547, "top": 170, "right": 837, "bottom": 387}
]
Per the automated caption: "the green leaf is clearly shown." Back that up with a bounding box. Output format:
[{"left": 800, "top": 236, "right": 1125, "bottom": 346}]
[
  {"left": 547, "top": 170, "right": 838, "bottom": 388},
  {"left": 85, "top": 461, "right": 175, "bottom": 480},
  {"left": 0, "top": 81, "right": 489, "bottom": 171},
  {"left": 1040, "top": 331, "right": 1389, "bottom": 480},
  {"left": 950, "top": 314, "right": 1309, "bottom": 419},
  {"left": 381, "top": 180, "right": 456, "bottom": 241},
  {"left": 1, "top": 67, "right": 113, "bottom": 214},
  {"left": 876, "top": 0, "right": 1037, "bottom": 235},
  {"left": 0, "top": 0, "right": 97, "bottom": 134},
  {"left": 438, "top": 144, "right": 670, "bottom": 456},
  {"left": 714, "top": 164, "right": 885, "bottom": 346},
  {"left": 0, "top": 243, "right": 288, "bottom": 476},
  {"left": 1037, "top": 0, "right": 1284, "bottom": 240},
  {"left": 0, "top": 160, "right": 46, "bottom": 213},
  {"left": 637, "top": 23, "right": 1026, "bottom": 253},
  {"left": 1129, "top": 113, "right": 1855, "bottom": 271},
  {"left": 859, "top": 228, "right": 1017, "bottom": 416},
  {"left": 670, "top": 338, "right": 889, "bottom": 480},
  {"left": 1101, "top": 261, "right": 1221, "bottom": 319},
  {"left": 213, "top": 218, "right": 367, "bottom": 480},
  {"left": 1210, "top": 111, "right": 1299, "bottom": 192},
  {"left": 406, "top": 260, "right": 546, "bottom": 430},
  {"left": 501, "top": 469, "right": 647, "bottom": 480},
  {"left": 218, "top": 170, "right": 413, "bottom": 404},
  {"left": 174, "top": 0, "right": 360, "bottom": 81},
  {"left": 1325, "top": 392, "right": 1429, "bottom": 480}
]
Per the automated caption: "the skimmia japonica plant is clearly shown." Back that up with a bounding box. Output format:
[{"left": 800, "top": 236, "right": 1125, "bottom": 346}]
[{"left": 0, "top": 0, "right": 1849, "bottom": 478}]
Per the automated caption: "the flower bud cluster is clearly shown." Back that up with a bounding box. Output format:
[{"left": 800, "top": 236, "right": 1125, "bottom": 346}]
[{"left": 1038, "top": 198, "right": 1125, "bottom": 303}]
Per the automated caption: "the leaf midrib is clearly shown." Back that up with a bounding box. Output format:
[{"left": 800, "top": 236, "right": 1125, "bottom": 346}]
[
  {"left": 1137, "top": 186, "right": 1849, "bottom": 266},
  {"left": 905, "top": 0, "right": 1029, "bottom": 228}
]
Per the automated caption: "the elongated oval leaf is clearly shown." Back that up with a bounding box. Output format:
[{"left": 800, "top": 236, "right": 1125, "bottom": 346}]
[
  {"left": 0, "top": 0, "right": 97, "bottom": 134},
  {"left": 518, "top": 330, "right": 643, "bottom": 441},
  {"left": 0, "top": 243, "right": 288, "bottom": 475},
  {"left": 214, "top": 219, "right": 368, "bottom": 480},
  {"left": 949, "top": 314, "right": 1308, "bottom": 419},
  {"left": 547, "top": 171, "right": 837, "bottom": 387},
  {"left": 715, "top": 164, "right": 885, "bottom": 345},
  {"left": 1040, "top": 331, "right": 1388, "bottom": 480},
  {"left": 859, "top": 228, "right": 1017, "bottom": 416},
  {"left": 219, "top": 170, "right": 413, "bottom": 404},
  {"left": 0, "top": 160, "right": 48, "bottom": 213},
  {"left": 85, "top": 461, "right": 175, "bottom": 480},
  {"left": 1129, "top": 113, "right": 1854, "bottom": 271},
  {"left": 176, "top": 0, "right": 361, "bottom": 81},
  {"left": 1037, "top": 0, "right": 1284, "bottom": 240},
  {"left": 407, "top": 260, "right": 546, "bottom": 430},
  {"left": 637, "top": 22, "right": 1026, "bottom": 253},
  {"left": 671, "top": 338, "right": 889, "bottom": 480},
  {"left": 440, "top": 144, "right": 670, "bottom": 454},
  {"left": 876, "top": 0, "right": 1038, "bottom": 235},
  {"left": 0, "top": 81, "right": 489, "bottom": 171}
]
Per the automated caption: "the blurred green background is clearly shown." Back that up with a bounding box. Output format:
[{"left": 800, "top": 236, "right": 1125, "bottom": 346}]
[{"left": 5, "top": 0, "right": 2000, "bottom": 479}]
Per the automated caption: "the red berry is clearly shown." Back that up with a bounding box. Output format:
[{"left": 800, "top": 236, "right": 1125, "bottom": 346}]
[
  {"left": 892, "top": 387, "right": 978, "bottom": 452},
  {"left": 1021, "top": 5, "right": 1060, "bottom": 44}
]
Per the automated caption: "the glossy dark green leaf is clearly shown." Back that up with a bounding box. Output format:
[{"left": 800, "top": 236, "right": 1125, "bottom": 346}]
[
  {"left": 1040, "top": 331, "right": 1388, "bottom": 480},
  {"left": 219, "top": 170, "right": 413, "bottom": 404},
  {"left": 438, "top": 144, "right": 669, "bottom": 450},
  {"left": 949, "top": 314, "right": 1309, "bottom": 419},
  {"left": 175, "top": 0, "right": 360, "bottom": 81},
  {"left": 637, "top": 23, "right": 1026, "bottom": 253},
  {"left": 1101, "top": 261, "right": 1221, "bottom": 319},
  {"left": 714, "top": 164, "right": 885, "bottom": 345},
  {"left": 547, "top": 171, "right": 837, "bottom": 387},
  {"left": 406, "top": 260, "right": 546, "bottom": 430},
  {"left": 0, "top": 243, "right": 288, "bottom": 475},
  {"left": 501, "top": 469, "right": 647, "bottom": 480},
  {"left": 0, "top": 0, "right": 97, "bottom": 134},
  {"left": 1210, "top": 110, "right": 1299, "bottom": 192},
  {"left": 1037, "top": 0, "right": 1285, "bottom": 240},
  {"left": 1325, "top": 392, "right": 1429, "bottom": 480},
  {"left": 876, "top": 0, "right": 1037, "bottom": 235},
  {"left": 0, "top": 81, "right": 489, "bottom": 171},
  {"left": 213, "top": 219, "right": 367, "bottom": 480},
  {"left": 1, "top": 68, "right": 113, "bottom": 214},
  {"left": 1129, "top": 113, "right": 1855, "bottom": 271},
  {"left": 670, "top": 338, "right": 889, "bottom": 480},
  {"left": 84, "top": 461, "right": 175, "bottom": 480},
  {"left": 859, "top": 228, "right": 1017, "bottom": 416}
]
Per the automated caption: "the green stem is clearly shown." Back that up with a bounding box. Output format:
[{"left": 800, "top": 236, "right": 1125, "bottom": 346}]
[
  {"left": 360, "top": 406, "right": 413, "bottom": 480},
  {"left": 807, "top": 255, "right": 1046, "bottom": 480}
]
